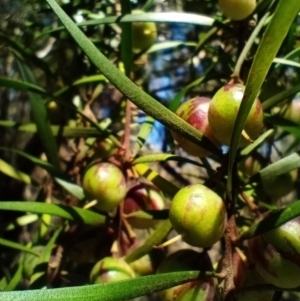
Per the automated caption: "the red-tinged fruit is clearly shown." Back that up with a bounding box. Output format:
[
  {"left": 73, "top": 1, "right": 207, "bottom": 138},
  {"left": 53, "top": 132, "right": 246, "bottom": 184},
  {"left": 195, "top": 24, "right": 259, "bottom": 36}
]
[
  {"left": 208, "top": 84, "right": 263, "bottom": 146},
  {"left": 169, "top": 184, "right": 227, "bottom": 248},
  {"left": 83, "top": 162, "right": 127, "bottom": 211},
  {"left": 171, "top": 97, "right": 220, "bottom": 157},
  {"left": 157, "top": 249, "right": 219, "bottom": 301},
  {"left": 218, "top": 0, "right": 256, "bottom": 21},
  {"left": 90, "top": 257, "right": 135, "bottom": 284},
  {"left": 124, "top": 184, "right": 165, "bottom": 229},
  {"left": 248, "top": 216, "right": 300, "bottom": 288}
]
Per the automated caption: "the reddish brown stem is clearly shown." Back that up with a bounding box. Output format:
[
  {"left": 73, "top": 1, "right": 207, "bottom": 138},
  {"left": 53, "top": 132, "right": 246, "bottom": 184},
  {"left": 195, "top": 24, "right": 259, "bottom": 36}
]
[
  {"left": 223, "top": 215, "right": 236, "bottom": 300},
  {"left": 123, "top": 99, "right": 133, "bottom": 163}
]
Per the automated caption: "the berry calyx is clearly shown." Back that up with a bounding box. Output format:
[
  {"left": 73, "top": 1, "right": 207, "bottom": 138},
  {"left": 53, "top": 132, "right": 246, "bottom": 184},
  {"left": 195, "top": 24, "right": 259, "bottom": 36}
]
[
  {"left": 169, "top": 184, "right": 227, "bottom": 248},
  {"left": 82, "top": 162, "right": 127, "bottom": 212},
  {"left": 172, "top": 97, "right": 220, "bottom": 157},
  {"left": 208, "top": 83, "right": 263, "bottom": 147},
  {"left": 90, "top": 257, "right": 135, "bottom": 284},
  {"left": 218, "top": 0, "right": 256, "bottom": 21},
  {"left": 248, "top": 216, "right": 300, "bottom": 288}
]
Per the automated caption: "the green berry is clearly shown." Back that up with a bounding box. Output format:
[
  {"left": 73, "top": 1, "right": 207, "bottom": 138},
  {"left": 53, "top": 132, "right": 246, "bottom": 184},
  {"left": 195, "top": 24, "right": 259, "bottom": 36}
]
[
  {"left": 218, "top": 0, "right": 256, "bottom": 21},
  {"left": 208, "top": 83, "right": 263, "bottom": 147},
  {"left": 83, "top": 162, "right": 127, "bottom": 211},
  {"left": 169, "top": 184, "right": 227, "bottom": 248},
  {"left": 90, "top": 257, "right": 135, "bottom": 284}
]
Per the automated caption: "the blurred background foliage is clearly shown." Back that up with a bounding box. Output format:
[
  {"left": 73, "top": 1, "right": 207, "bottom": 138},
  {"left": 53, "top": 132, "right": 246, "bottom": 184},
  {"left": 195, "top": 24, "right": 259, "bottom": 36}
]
[{"left": 0, "top": 0, "right": 300, "bottom": 300}]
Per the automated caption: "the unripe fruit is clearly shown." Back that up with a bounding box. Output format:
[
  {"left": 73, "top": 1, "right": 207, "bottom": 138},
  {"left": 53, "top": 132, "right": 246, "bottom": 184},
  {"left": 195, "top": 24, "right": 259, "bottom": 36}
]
[
  {"left": 218, "top": 0, "right": 256, "bottom": 21},
  {"left": 208, "top": 84, "right": 263, "bottom": 147},
  {"left": 90, "top": 257, "right": 135, "bottom": 284},
  {"left": 281, "top": 97, "right": 300, "bottom": 125},
  {"left": 171, "top": 97, "right": 220, "bottom": 157},
  {"left": 157, "top": 249, "right": 219, "bottom": 301},
  {"left": 169, "top": 184, "right": 227, "bottom": 248},
  {"left": 131, "top": 10, "right": 157, "bottom": 53},
  {"left": 248, "top": 216, "right": 300, "bottom": 288},
  {"left": 82, "top": 162, "right": 127, "bottom": 212},
  {"left": 123, "top": 184, "right": 165, "bottom": 229}
]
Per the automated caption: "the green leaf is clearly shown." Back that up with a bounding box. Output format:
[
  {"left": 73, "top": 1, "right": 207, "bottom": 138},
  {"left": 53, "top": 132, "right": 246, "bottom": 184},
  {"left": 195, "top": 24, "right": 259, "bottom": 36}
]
[
  {"left": 227, "top": 0, "right": 300, "bottom": 196},
  {"left": 40, "top": 12, "right": 215, "bottom": 38},
  {"left": 255, "top": 152, "right": 300, "bottom": 181},
  {"left": 73, "top": 75, "right": 107, "bottom": 86},
  {"left": 0, "top": 147, "right": 85, "bottom": 200},
  {"left": 5, "top": 214, "right": 39, "bottom": 231},
  {"left": 133, "top": 154, "right": 206, "bottom": 169},
  {"left": 45, "top": 0, "right": 220, "bottom": 156},
  {"left": 30, "top": 227, "right": 62, "bottom": 287},
  {"left": 17, "top": 60, "right": 61, "bottom": 170},
  {"left": 273, "top": 58, "right": 300, "bottom": 68},
  {"left": 240, "top": 129, "right": 274, "bottom": 157},
  {"left": 262, "top": 82, "right": 300, "bottom": 110},
  {"left": 125, "top": 219, "right": 172, "bottom": 263},
  {"left": 0, "top": 121, "right": 106, "bottom": 138},
  {"left": 0, "top": 202, "right": 107, "bottom": 226},
  {"left": 0, "top": 159, "right": 37, "bottom": 186},
  {"left": 0, "top": 238, "right": 40, "bottom": 256},
  {"left": 168, "top": 65, "right": 214, "bottom": 112},
  {"left": 240, "top": 200, "right": 300, "bottom": 240},
  {"left": 147, "top": 41, "right": 197, "bottom": 54},
  {"left": 133, "top": 163, "right": 179, "bottom": 198},
  {"left": 0, "top": 77, "right": 47, "bottom": 95},
  {"left": 131, "top": 116, "right": 155, "bottom": 157},
  {"left": 4, "top": 264, "right": 23, "bottom": 292},
  {"left": 0, "top": 270, "right": 210, "bottom": 301}
]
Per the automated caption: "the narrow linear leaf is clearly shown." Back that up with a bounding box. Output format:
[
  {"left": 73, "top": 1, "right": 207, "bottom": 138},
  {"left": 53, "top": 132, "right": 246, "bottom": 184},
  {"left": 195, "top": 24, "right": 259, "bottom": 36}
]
[
  {"left": 168, "top": 64, "right": 214, "bottom": 112},
  {"left": 30, "top": 227, "right": 62, "bottom": 287},
  {"left": 240, "top": 200, "right": 300, "bottom": 240},
  {"left": 257, "top": 152, "right": 300, "bottom": 181},
  {"left": 125, "top": 219, "right": 172, "bottom": 264},
  {"left": 5, "top": 214, "right": 39, "bottom": 231},
  {"left": 0, "top": 159, "right": 37, "bottom": 186},
  {"left": 73, "top": 75, "right": 107, "bottom": 86},
  {"left": 0, "top": 238, "right": 40, "bottom": 256},
  {"left": 228, "top": 0, "right": 300, "bottom": 195},
  {"left": 0, "top": 122, "right": 103, "bottom": 138},
  {"left": 0, "top": 147, "right": 85, "bottom": 200},
  {"left": 4, "top": 264, "right": 23, "bottom": 292},
  {"left": 262, "top": 82, "right": 300, "bottom": 110},
  {"left": 240, "top": 129, "right": 274, "bottom": 157},
  {"left": 46, "top": 0, "right": 220, "bottom": 156},
  {"left": 134, "top": 163, "right": 179, "bottom": 198},
  {"left": 0, "top": 202, "right": 107, "bottom": 226},
  {"left": 131, "top": 116, "right": 155, "bottom": 156},
  {"left": 273, "top": 58, "right": 300, "bottom": 68},
  {"left": 147, "top": 41, "right": 197, "bottom": 54},
  {"left": 133, "top": 154, "right": 205, "bottom": 168},
  {"left": 40, "top": 12, "right": 215, "bottom": 38},
  {"left": 17, "top": 60, "right": 61, "bottom": 170},
  {"left": 0, "top": 270, "right": 208, "bottom": 301},
  {"left": 0, "top": 77, "right": 47, "bottom": 95}
]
